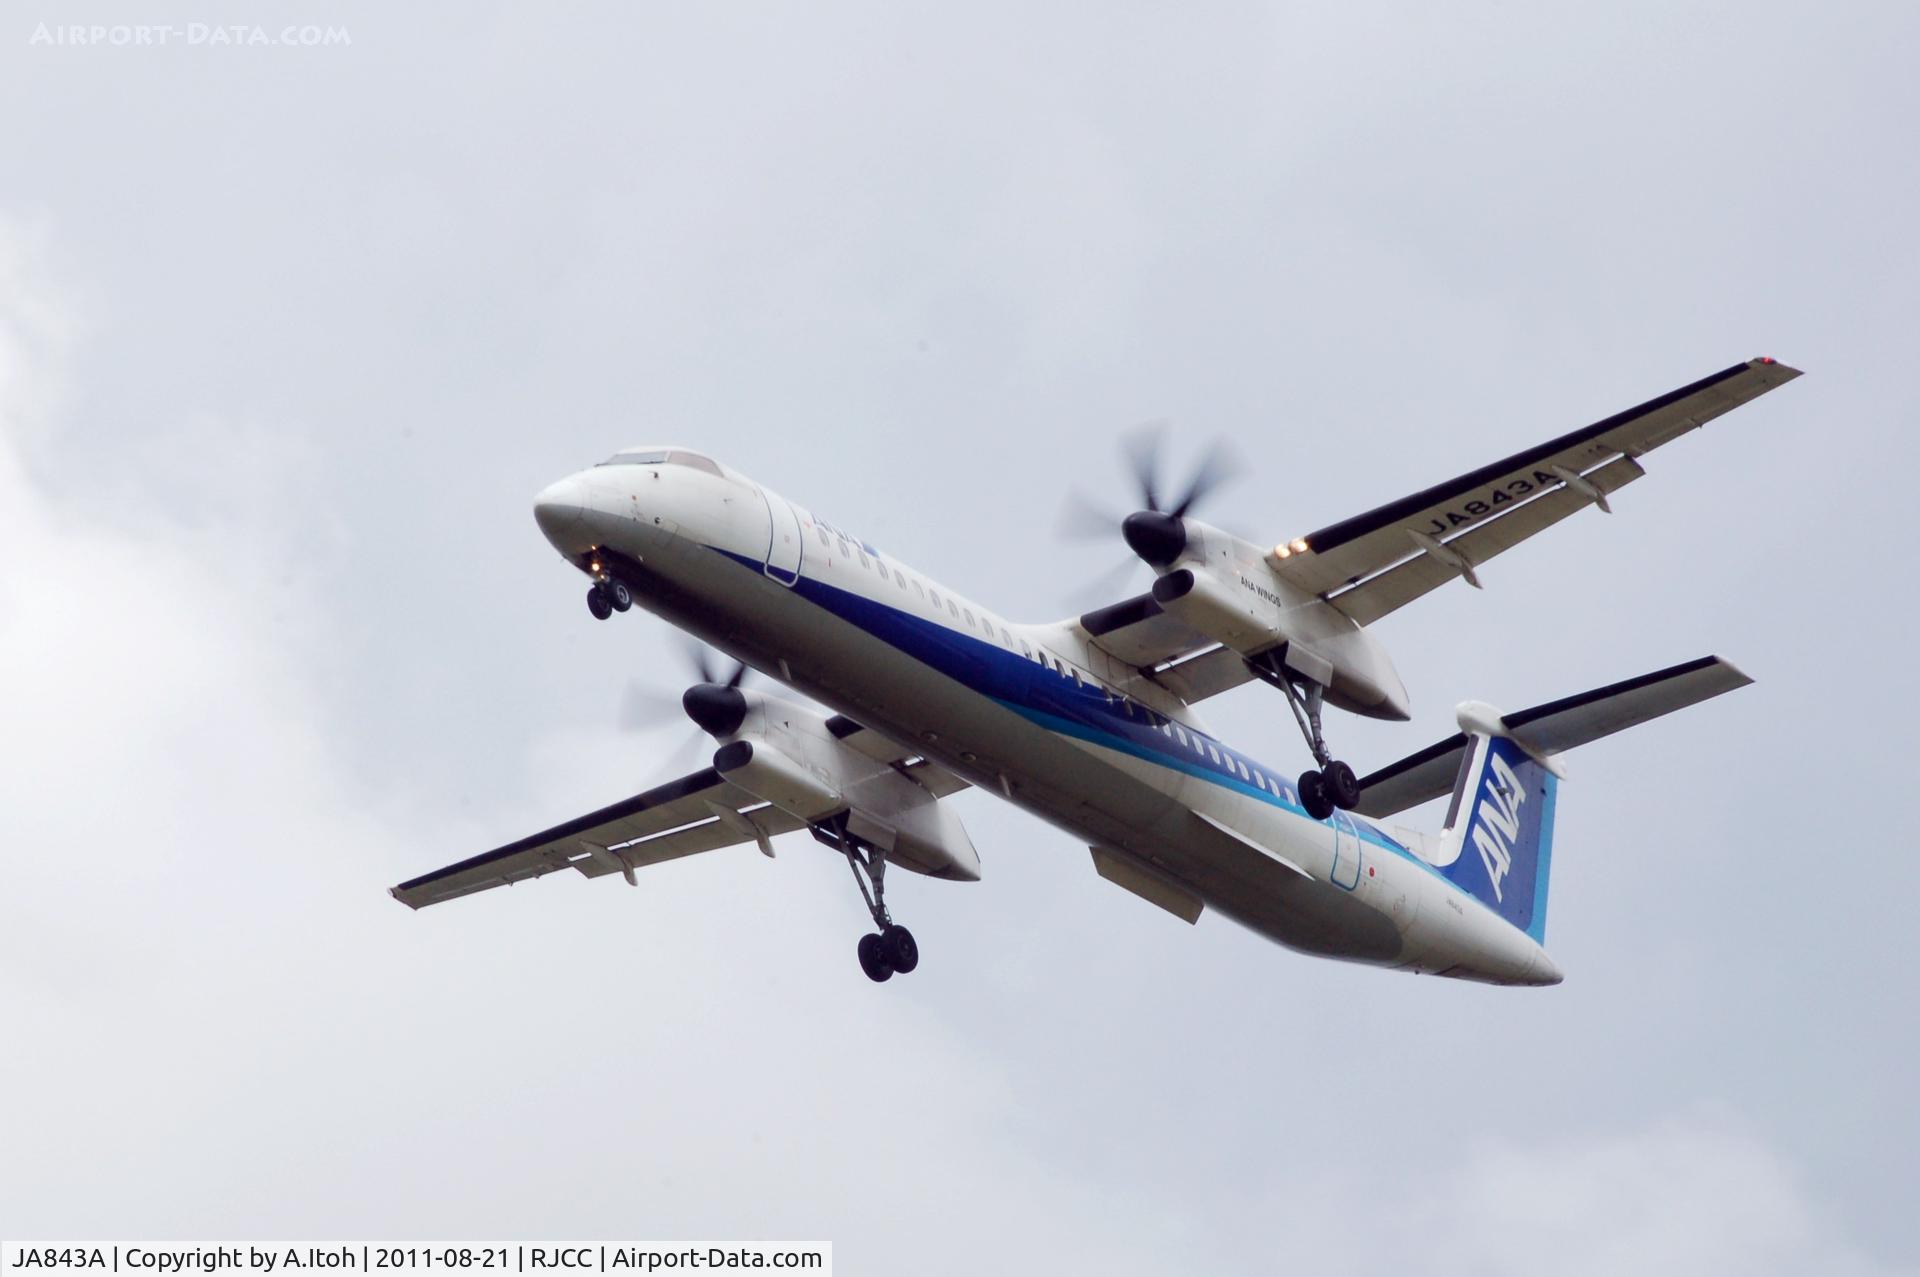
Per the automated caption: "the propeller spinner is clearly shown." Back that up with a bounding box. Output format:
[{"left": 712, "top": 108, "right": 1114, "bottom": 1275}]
[
  {"left": 1065, "top": 427, "right": 1240, "bottom": 576},
  {"left": 620, "top": 639, "right": 756, "bottom": 763}
]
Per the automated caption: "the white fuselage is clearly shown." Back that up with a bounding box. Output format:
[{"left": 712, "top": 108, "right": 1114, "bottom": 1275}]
[{"left": 532, "top": 454, "right": 1562, "bottom": 986}]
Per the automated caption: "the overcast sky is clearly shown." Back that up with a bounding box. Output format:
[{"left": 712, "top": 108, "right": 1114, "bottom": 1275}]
[{"left": 3, "top": 3, "right": 1916, "bottom": 1273}]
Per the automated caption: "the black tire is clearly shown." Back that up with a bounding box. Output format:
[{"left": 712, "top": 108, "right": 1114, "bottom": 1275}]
[
  {"left": 857, "top": 933, "right": 894, "bottom": 983},
  {"left": 609, "top": 580, "right": 633, "bottom": 612},
  {"left": 882, "top": 924, "right": 919, "bottom": 974},
  {"left": 1298, "top": 769, "right": 1335, "bottom": 821},
  {"left": 586, "top": 586, "right": 613, "bottom": 621},
  {"left": 1325, "top": 760, "right": 1361, "bottom": 810}
]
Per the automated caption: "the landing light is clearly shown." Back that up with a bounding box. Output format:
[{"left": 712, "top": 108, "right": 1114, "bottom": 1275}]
[{"left": 1290, "top": 538, "right": 1309, "bottom": 553}]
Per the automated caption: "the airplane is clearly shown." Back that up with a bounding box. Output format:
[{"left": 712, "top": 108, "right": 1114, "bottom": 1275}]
[{"left": 392, "top": 357, "right": 1800, "bottom": 986}]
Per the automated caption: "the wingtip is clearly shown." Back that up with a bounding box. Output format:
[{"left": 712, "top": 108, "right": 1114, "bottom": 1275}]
[{"left": 1708, "top": 655, "right": 1756, "bottom": 688}]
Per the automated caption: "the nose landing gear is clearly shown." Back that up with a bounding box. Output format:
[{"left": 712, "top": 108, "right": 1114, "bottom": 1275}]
[{"left": 813, "top": 814, "right": 919, "bottom": 983}]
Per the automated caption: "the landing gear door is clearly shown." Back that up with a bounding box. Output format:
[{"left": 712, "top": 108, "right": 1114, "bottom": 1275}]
[{"left": 760, "top": 487, "right": 803, "bottom": 586}]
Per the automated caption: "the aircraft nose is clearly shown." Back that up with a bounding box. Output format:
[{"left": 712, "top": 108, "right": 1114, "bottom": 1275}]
[{"left": 533, "top": 475, "right": 596, "bottom": 552}]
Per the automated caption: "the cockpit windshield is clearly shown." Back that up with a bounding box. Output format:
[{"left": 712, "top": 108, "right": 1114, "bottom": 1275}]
[{"left": 597, "top": 448, "right": 722, "bottom": 476}]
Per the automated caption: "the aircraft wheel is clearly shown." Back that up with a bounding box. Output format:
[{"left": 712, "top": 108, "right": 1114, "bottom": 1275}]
[
  {"left": 857, "top": 933, "right": 894, "bottom": 983},
  {"left": 1325, "top": 760, "right": 1361, "bottom": 810},
  {"left": 1298, "top": 769, "right": 1335, "bottom": 821},
  {"left": 586, "top": 586, "right": 613, "bottom": 620},
  {"left": 881, "top": 924, "right": 919, "bottom": 974},
  {"left": 608, "top": 580, "right": 633, "bottom": 612}
]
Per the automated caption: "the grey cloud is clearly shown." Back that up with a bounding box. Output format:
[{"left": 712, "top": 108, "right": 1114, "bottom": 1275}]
[{"left": 2, "top": 3, "right": 1916, "bottom": 1271}]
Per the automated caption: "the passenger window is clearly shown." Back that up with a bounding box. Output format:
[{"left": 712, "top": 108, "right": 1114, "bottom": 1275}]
[
  {"left": 948, "top": 600, "right": 959, "bottom": 618},
  {"left": 963, "top": 608, "right": 974, "bottom": 627},
  {"left": 1237, "top": 760, "right": 1250, "bottom": 781},
  {"left": 894, "top": 569, "right": 907, "bottom": 589},
  {"left": 1174, "top": 726, "right": 1188, "bottom": 746},
  {"left": 913, "top": 579, "right": 924, "bottom": 598}
]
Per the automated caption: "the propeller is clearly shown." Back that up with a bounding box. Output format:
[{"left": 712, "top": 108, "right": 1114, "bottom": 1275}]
[
  {"left": 1062, "top": 426, "right": 1241, "bottom": 598},
  {"left": 619, "top": 640, "right": 757, "bottom": 780},
  {"left": 686, "top": 642, "right": 752, "bottom": 692}
]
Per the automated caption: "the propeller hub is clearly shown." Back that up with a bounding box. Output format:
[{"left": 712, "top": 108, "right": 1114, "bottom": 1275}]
[
  {"left": 682, "top": 684, "right": 748, "bottom": 738},
  {"left": 1122, "top": 510, "right": 1187, "bottom": 567}
]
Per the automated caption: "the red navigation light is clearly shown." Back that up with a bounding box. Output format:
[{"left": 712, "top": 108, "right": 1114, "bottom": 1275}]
[{"left": 1759, "top": 356, "right": 1776, "bottom": 364}]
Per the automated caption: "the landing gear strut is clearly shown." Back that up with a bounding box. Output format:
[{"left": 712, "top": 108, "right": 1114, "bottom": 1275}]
[
  {"left": 812, "top": 814, "right": 919, "bottom": 983},
  {"left": 1246, "top": 653, "right": 1361, "bottom": 820}
]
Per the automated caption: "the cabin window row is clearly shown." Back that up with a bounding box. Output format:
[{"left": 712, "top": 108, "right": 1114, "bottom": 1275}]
[{"left": 804, "top": 520, "right": 1289, "bottom": 795}]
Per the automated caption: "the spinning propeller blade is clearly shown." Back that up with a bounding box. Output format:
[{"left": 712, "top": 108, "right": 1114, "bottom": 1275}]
[{"left": 1063, "top": 425, "right": 1243, "bottom": 586}]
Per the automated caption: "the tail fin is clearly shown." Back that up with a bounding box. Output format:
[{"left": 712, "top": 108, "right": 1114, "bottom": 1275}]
[
  {"left": 1354, "top": 656, "right": 1755, "bottom": 943},
  {"left": 1433, "top": 718, "right": 1559, "bottom": 941}
]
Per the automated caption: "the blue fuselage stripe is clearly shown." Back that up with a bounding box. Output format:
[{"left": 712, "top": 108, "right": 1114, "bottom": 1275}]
[{"left": 709, "top": 546, "right": 1461, "bottom": 882}]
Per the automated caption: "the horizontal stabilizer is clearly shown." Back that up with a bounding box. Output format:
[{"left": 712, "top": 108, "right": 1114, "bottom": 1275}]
[{"left": 1353, "top": 655, "right": 1751, "bottom": 818}]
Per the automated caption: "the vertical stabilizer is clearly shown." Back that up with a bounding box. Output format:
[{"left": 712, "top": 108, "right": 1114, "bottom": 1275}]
[
  {"left": 1433, "top": 714, "right": 1558, "bottom": 942},
  {"left": 1355, "top": 658, "right": 1755, "bottom": 948}
]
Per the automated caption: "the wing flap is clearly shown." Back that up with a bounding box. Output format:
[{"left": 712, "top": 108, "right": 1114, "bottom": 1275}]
[
  {"left": 1080, "top": 593, "right": 1216, "bottom": 668},
  {"left": 1150, "top": 644, "right": 1256, "bottom": 703},
  {"left": 824, "top": 714, "right": 970, "bottom": 797}
]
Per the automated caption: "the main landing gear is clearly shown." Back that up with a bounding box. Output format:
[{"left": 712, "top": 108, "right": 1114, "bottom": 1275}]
[
  {"left": 812, "top": 814, "right": 919, "bottom": 983},
  {"left": 586, "top": 578, "right": 632, "bottom": 620},
  {"left": 1247, "top": 654, "right": 1361, "bottom": 822}
]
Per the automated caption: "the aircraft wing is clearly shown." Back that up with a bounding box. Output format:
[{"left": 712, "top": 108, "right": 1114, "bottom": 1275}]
[
  {"left": 1078, "top": 596, "right": 1260, "bottom": 703},
  {"left": 1274, "top": 358, "right": 1801, "bottom": 619},
  {"left": 390, "top": 767, "right": 808, "bottom": 909},
  {"left": 823, "top": 713, "right": 971, "bottom": 797},
  {"left": 1080, "top": 594, "right": 1212, "bottom": 668}
]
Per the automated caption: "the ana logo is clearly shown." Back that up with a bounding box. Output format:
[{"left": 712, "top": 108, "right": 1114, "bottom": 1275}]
[{"left": 1470, "top": 751, "right": 1526, "bottom": 902}]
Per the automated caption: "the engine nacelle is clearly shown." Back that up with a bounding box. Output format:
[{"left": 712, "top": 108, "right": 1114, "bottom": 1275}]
[
  {"left": 1151, "top": 567, "right": 1274, "bottom": 651},
  {"left": 712, "top": 738, "right": 844, "bottom": 822},
  {"left": 711, "top": 721, "right": 982, "bottom": 882},
  {"left": 1149, "top": 557, "right": 1411, "bottom": 721}
]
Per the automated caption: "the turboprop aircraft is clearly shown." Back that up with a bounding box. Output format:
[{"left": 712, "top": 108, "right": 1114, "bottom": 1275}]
[{"left": 393, "top": 358, "right": 1800, "bottom": 985}]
